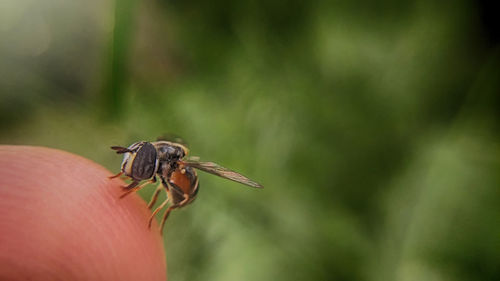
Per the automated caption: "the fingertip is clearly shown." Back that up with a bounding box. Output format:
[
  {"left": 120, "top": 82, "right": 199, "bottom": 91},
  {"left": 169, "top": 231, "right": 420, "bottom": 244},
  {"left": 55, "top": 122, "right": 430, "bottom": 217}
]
[{"left": 0, "top": 146, "right": 167, "bottom": 280}]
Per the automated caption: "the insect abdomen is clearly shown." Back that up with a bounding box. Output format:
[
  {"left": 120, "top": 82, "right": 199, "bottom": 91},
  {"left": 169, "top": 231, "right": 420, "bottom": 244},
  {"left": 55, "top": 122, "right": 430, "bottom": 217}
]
[{"left": 169, "top": 167, "right": 199, "bottom": 205}]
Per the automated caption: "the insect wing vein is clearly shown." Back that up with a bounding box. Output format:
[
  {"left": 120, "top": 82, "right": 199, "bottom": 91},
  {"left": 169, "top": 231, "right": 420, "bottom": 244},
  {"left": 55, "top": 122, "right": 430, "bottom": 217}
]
[{"left": 183, "top": 161, "right": 263, "bottom": 188}]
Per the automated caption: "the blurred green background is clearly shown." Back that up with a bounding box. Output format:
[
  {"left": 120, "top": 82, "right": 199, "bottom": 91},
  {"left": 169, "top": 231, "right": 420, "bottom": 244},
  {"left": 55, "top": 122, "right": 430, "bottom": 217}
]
[{"left": 1, "top": 0, "right": 499, "bottom": 280}]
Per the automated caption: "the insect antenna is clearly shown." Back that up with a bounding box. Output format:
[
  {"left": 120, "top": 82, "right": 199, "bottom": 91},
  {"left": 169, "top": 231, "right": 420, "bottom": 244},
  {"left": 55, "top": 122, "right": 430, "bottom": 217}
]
[{"left": 110, "top": 146, "right": 133, "bottom": 154}]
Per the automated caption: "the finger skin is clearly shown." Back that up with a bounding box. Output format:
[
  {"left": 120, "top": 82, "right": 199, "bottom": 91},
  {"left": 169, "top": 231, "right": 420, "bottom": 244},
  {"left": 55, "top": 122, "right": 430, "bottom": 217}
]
[{"left": 0, "top": 146, "right": 166, "bottom": 280}]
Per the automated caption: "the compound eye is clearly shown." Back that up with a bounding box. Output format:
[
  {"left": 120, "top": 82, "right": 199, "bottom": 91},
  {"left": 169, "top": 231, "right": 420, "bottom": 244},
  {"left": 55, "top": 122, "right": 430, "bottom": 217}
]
[{"left": 131, "top": 142, "right": 157, "bottom": 180}]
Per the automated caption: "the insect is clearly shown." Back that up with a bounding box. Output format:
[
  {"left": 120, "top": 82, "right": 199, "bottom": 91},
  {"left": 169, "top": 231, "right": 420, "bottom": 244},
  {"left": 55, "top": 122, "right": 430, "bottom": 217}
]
[{"left": 110, "top": 139, "right": 263, "bottom": 234}]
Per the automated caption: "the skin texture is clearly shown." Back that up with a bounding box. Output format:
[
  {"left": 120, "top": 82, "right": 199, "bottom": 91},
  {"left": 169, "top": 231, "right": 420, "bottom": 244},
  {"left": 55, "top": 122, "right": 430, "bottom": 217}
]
[{"left": 0, "top": 146, "right": 167, "bottom": 280}]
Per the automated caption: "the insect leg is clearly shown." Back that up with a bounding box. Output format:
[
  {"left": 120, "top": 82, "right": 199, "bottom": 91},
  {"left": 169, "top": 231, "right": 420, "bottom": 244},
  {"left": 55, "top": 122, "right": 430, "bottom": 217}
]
[
  {"left": 119, "top": 179, "right": 155, "bottom": 199},
  {"left": 109, "top": 171, "right": 123, "bottom": 179},
  {"left": 159, "top": 205, "right": 177, "bottom": 234},
  {"left": 147, "top": 183, "right": 163, "bottom": 209},
  {"left": 148, "top": 198, "right": 169, "bottom": 229},
  {"left": 120, "top": 180, "right": 140, "bottom": 191},
  {"left": 159, "top": 175, "right": 184, "bottom": 197},
  {"left": 159, "top": 192, "right": 191, "bottom": 234}
]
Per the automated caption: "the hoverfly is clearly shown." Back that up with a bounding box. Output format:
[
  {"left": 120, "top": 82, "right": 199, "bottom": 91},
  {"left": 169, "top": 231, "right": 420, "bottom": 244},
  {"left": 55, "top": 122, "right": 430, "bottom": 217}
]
[{"left": 110, "top": 139, "right": 263, "bottom": 234}]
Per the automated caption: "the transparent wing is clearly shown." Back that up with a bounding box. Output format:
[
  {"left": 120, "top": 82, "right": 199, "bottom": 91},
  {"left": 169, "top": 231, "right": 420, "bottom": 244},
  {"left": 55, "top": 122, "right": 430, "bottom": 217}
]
[{"left": 181, "top": 159, "right": 263, "bottom": 188}]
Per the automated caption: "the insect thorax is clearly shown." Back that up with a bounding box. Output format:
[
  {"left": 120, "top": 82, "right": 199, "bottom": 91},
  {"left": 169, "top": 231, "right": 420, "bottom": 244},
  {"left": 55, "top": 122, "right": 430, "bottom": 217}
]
[
  {"left": 153, "top": 141, "right": 187, "bottom": 178},
  {"left": 153, "top": 141, "right": 187, "bottom": 161}
]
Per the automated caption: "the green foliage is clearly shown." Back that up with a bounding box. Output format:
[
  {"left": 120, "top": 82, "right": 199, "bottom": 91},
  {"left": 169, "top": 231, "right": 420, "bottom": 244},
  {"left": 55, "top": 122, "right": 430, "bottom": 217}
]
[{"left": 1, "top": 0, "right": 499, "bottom": 280}]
